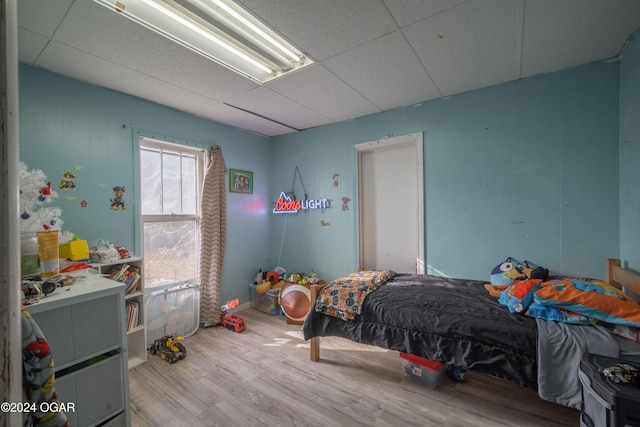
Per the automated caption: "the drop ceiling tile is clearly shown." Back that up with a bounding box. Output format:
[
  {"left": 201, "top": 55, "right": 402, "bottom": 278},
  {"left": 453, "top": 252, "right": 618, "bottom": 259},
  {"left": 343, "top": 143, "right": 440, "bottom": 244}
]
[
  {"left": 383, "top": 0, "right": 470, "bottom": 28},
  {"left": 404, "top": 0, "right": 524, "bottom": 97},
  {"left": 17, "top": 0, "right": 74, "bottom": 38},
  {"left": 267, "top": 65, "right": 380, "bottom": 122},
  {"left": 226, "top": 86, "right": 331, "bottom": 131},
  {"left": 237, "top": 0, "right": 396, "bottom": 61},
  {"left": 521, "top": 0, "right": 640, "bottom": 78},
  {"left": 18, "top": 28, "right": 49, "bottom": 65},
  {"left": 37, "top": 42, "right": 217, "bottom": 116},
  {"left": 196, "top": 103, "right": 297, "bottom": 137},
  {"left": 16, "top": 0, "right": 640, "bottom": 138},
  {"left": 324, "top": 32, "right": 440, "bottom": 110}
]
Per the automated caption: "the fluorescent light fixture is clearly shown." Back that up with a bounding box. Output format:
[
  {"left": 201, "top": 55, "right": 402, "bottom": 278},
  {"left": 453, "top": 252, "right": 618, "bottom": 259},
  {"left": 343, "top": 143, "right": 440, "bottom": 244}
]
[{"left": 94, "top": 0, "right": 313, "bottom": 83}]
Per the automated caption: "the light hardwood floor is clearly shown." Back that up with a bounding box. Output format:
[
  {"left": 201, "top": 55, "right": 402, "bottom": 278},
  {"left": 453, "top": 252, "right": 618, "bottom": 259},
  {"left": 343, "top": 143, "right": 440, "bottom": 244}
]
[{"left": 129, "top": 308, "right": 580, "bottom": 426}]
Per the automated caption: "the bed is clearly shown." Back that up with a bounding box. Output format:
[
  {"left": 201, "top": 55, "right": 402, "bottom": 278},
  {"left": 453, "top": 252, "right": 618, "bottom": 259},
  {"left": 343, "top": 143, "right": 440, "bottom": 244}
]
[{"left": 302, "top": 259, "right": 640, "bottom": 409}]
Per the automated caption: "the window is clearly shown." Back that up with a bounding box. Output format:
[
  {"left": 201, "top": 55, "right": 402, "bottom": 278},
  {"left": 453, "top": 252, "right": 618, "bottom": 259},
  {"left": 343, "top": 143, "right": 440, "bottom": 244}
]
[{"left": 140, "top": 138, "right": 205, "bottom": 289}]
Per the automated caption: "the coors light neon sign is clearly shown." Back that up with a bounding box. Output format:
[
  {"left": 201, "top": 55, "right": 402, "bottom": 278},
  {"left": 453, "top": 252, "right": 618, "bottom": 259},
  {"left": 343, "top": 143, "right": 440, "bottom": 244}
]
[{"left": 273, "top": 192, "right": 329, "bottom": 214}]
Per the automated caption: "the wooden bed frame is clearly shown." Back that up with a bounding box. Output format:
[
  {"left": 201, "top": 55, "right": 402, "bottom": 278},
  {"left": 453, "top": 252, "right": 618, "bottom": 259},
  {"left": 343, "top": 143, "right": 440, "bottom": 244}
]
[{"left": 308, "top": 258, "right": 640, "bottom": 361}]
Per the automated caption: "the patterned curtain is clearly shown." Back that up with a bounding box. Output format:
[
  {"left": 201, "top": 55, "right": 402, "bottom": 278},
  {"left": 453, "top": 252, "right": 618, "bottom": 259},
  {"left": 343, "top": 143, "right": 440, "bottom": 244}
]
[{"left": 199, "top": 145, "right": 227, "bottom": 327}]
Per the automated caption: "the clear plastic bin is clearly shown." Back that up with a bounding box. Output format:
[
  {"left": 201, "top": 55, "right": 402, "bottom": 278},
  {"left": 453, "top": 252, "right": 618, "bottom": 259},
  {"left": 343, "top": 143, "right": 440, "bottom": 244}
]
[{"left": 400, "top": 352, "right": 447, "bottom": 389}]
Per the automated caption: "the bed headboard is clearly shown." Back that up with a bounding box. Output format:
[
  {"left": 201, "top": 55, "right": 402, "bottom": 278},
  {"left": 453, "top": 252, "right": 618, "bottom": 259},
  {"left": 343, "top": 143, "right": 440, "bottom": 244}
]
[{"left": 606, "top": 258, "right": 640, "bottom": 297}]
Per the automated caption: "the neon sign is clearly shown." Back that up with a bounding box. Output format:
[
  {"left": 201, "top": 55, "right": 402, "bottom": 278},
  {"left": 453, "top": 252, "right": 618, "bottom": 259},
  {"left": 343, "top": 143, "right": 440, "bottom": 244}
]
[{"left": 273, "top": 192, "right": 329, "bottom": 214}]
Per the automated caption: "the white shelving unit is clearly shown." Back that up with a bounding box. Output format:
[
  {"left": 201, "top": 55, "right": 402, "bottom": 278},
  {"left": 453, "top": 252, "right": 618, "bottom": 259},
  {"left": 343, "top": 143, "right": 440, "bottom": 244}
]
[
  {"left": 25, "top": 275, "right": 130, "bottom": 426},
  {"left": 92, "top": 256, "right": 147, "bottom": 369}
]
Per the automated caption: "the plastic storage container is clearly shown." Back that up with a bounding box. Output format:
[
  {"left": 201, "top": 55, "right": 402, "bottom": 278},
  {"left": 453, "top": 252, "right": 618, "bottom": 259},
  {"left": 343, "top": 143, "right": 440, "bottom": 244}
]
[
  {"left": 249, "top": 283, "right": 281, "bottom": 315},
  {"left": 21, "top": 232, "right": 40, "bottom": 276},
  {"left": 400, "top": 352, "right": 447, "bottom": 390},
  {"left": 579, "top": 353, "right": 640, "bottom": 427}
]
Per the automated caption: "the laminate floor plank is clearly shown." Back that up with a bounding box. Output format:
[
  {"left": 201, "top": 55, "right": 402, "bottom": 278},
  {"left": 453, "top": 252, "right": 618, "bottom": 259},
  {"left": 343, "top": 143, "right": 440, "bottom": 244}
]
[{"left": 129, "top": 308, "right": 580, "bottom": 426}]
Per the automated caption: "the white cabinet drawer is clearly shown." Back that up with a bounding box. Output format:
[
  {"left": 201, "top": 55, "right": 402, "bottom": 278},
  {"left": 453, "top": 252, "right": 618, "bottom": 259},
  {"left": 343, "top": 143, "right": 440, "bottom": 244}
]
[
  {"left": 30, "top": 293, "right": 121, "bottom": 369},
  {"left": 55, "top": 352, "right": 125, "bottom": 427}
]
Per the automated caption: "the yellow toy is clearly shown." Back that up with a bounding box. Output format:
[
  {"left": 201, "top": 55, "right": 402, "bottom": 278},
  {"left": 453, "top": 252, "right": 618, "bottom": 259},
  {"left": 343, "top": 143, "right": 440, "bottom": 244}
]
[
  {"left": 255, "top": 281, "right": 271, "bottom": 293},
  {"left": 149, "top": 335, "right": 186, "bottom": 364}
]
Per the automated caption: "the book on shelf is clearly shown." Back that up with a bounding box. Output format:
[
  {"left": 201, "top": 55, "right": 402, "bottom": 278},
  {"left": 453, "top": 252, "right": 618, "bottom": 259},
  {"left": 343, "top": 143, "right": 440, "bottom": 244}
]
[
  {"left": 125, "top": 299, "right": 140, "bottom": 332},
  {"left": 107, "top": 263, "right": 129, "bottom": 281},
  {"left": 106, "top": 263, "right": 141, "bottom": 294},
  {"left": 125, "top": 269, "right": 141, "bottom": 295}
]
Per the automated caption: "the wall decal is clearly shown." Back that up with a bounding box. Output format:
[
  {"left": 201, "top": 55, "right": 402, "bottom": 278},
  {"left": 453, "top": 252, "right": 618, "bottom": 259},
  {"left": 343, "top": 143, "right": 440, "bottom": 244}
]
[
  {"left": 80, "top": 200, "right": 88, "bottom": 208},
  {"left": 58, "top": 171, "right": 77, "bottom": 190},
  {"left": 320, "top": 219, "right": 330, "bottom": 226},
  {"left": 110, "top": 186, "right": 126, "bottom": 210},
  {"left": 341, "top": 196, "right": 351, "bottom": 211},
  {"left": 332, "top": 173, "right": 340, "bottom": 189}
]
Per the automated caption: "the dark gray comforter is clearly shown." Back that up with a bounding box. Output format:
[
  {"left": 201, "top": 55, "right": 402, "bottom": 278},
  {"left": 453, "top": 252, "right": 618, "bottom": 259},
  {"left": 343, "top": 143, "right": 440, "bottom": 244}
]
[{"left": 303, "top": 273, "right": 539, "bottom": 389}]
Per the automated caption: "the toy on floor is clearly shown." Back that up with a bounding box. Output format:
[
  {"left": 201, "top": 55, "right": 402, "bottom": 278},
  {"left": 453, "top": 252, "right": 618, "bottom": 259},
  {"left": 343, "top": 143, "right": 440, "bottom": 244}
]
[
  {"left": 449, "top": 365, "right": 467, "bottom": 382},
  {"left": 219, "top": 298, "right": 246, "bottom": 333},
  {"left": 221, "top": 298, "right": 239, "bottom": 311},
  {"left": 149, "top": 335, "right": 186, "bottom": 364},
  {"left": 220, "top": 313, "right": 246, "bottom": 333}
]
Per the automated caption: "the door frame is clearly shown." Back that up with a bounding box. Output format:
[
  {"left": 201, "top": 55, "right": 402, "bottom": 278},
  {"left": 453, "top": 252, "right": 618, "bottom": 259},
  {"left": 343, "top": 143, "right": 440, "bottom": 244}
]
[{"left": 355, "top": 132, "right": 425, "bottom": 273}]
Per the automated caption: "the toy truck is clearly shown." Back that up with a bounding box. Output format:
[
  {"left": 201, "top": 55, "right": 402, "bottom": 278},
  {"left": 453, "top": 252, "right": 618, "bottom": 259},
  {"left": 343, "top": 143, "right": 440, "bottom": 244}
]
[
  {"left": 220, "top": 313, "right": 246, "bottom": 333},
  {"left": 148, "top": 335, "right": 186, "bottom": 364},
  {"left": 601, "top": 363, "right": 640, "bottom": 385}
]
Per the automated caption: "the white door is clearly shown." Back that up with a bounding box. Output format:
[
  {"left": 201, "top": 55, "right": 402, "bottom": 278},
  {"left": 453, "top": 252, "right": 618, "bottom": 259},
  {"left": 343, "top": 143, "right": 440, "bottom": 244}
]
[{"left": 356, "top": 132, "right": 424, "bottom": 274}]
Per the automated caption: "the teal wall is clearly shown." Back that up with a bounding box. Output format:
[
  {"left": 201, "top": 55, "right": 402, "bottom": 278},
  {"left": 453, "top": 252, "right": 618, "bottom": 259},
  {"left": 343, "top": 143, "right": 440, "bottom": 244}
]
[
  {"left": 19, "top": 64, "right": 271, "bottom": 304},
  {"left": 619, "top": 32, "right": 640, "bottom": 273},
  {"left": 270, "top": 61, "right": 621, "bottom": 282},
  {"left": 20, "top": 58, "right": 624, "bottom": 303}
]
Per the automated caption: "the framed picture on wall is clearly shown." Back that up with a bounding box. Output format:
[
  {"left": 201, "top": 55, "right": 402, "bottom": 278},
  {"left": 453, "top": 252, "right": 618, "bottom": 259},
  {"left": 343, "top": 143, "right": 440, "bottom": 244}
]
[{"left": 229, "top": 168, "right": 253, "bottom": 194}]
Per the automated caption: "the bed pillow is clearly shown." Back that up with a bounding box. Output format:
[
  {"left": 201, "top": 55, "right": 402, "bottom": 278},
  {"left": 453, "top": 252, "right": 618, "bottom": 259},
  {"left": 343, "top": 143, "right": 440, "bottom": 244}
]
[
  {"left": 498, "top": 279, "right": 542, "bottom": 313},
  {"left": 490, "top": 257, "right": 529, "bottom": 285},
  {"left": 533, "top": 278, "right": 640, "bottom": 327},
  {"left": 315, "top": 269, "right": 396, "bottom": 321}
]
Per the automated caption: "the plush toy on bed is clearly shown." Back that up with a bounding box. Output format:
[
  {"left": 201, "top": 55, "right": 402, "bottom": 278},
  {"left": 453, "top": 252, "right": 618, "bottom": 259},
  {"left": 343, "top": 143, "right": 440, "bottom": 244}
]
[
  {"left": 498, "top": 278, "right": 543, "bottom": 313},
  {"left": 484, "top": 283, "right": 508, "bottom": 298},
  {"left": 485, "top": 258, "right": 549, "bottom": 299},
  {"left": 490, "top": 257, "right": 530, "bottom": 285}
]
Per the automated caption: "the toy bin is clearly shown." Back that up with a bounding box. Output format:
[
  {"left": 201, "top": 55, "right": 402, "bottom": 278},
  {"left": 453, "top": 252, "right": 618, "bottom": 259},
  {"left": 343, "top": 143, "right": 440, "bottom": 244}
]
[
  {"left": 400, "top": 352, "right": 447, "bottom": 390},
  {"left": 249, "top": 283, "right": 281, "bottom": 315}
]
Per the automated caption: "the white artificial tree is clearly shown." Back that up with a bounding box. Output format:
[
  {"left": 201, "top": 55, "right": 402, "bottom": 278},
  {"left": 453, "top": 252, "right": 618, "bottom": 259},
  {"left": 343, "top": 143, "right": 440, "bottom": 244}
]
[{"left": 19, "top": 161, "right": 64, "bottom": 234}]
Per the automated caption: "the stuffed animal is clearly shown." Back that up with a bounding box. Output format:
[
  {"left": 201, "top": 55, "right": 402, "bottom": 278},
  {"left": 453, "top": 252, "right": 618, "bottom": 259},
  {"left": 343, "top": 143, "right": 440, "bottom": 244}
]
[
  {"left": 484, "top": 283, "right": 507, "bottom": 298},
  {"left": 254, "top": 269, "right": 284, "bottom": 294},
  {"left": 490, "top": 257, "right": 528, "bottom": 285},
  {"left": 288, "top": 273, "right": 302, "bottom": 283},
  {"left": 523, "top": 266, "right": 549, "bottom": 281},
  {"left": 266, "top": 271, "right": 280, "bottom": 284},
  {"left": 254, "top": 270, "right": 267, "bottom": 285}
]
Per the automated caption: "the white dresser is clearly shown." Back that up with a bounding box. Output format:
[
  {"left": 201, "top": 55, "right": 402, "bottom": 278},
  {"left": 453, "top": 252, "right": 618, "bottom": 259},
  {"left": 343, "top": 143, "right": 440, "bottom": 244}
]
[{"left": 24, "top": 273, "right": 130, "bottom": 427}]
